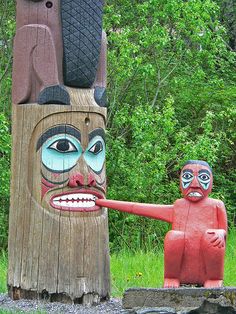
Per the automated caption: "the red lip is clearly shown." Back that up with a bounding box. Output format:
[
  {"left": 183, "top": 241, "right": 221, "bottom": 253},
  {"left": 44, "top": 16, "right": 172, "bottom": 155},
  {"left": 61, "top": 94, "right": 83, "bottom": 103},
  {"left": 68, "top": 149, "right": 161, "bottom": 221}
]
[
  {"left": 50, "top": 189, "right": 104, "bottom": 212},
  {"left": 187, "top": 191, "right": 203, "bottom": 198},
  {"left": 185, "top": 189, "right": 204, "bottom": 202}
]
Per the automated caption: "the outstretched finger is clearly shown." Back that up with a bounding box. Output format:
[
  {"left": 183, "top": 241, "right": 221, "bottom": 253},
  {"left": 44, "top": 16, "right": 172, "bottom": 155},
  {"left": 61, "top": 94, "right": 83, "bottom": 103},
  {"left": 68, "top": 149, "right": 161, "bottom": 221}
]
[
  {"left": 213, "top": 239, "right": 222, "bottom": 247},
  {"left": 210, "top": 236, "right": 218, "bottom": 243}
]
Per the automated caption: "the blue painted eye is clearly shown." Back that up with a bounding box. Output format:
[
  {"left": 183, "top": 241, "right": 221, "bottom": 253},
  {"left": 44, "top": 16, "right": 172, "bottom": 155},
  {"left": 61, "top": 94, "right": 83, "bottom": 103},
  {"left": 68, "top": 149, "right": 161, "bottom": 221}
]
[
  {"left": 182, "top": 172, "right": 194, "bottom": 189},
  {"left": 84, "top": 136, "right": 105, "bottom": 173},
  {"left": 42, "top": 135, "right": 82, "bottom": 172},
  {"left": 198, "top": 173, "right": 210, "bottom": 182},
  {"left": 182, "top": 172, "right": 193, "bottom": 181},
  {"left": 198, "top": 172, "right": 211, "bottom": 190}
]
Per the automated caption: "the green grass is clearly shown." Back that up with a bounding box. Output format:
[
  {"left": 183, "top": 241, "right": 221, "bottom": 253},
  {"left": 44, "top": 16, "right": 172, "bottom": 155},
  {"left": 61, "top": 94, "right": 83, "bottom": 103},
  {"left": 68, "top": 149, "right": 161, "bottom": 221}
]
[
  {"left": 224, "top": 227, "right": 236, "bottom": 286},
  {"left": 0, "top": 229, "right": 236, "bottom": 298},
  {"left": 111, "top": 249, "right": 164, "bottom": 296},
  {"left": 0, "top": 251, "right": 7, "bottom": 293}
]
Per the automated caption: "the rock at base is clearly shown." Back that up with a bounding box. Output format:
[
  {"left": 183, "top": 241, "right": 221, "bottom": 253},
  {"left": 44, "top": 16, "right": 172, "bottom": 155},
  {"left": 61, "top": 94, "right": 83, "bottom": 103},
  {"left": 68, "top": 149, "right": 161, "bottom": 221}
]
[{"left": 122, "top": 287, "right": 236, "bottom": 314}]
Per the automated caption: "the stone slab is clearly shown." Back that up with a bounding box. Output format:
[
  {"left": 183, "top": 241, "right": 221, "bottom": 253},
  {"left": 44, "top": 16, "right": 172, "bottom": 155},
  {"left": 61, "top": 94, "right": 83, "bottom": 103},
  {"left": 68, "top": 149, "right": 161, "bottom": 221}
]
[{"left": 122, "top": 287, "right": 236, "bottom": 311}]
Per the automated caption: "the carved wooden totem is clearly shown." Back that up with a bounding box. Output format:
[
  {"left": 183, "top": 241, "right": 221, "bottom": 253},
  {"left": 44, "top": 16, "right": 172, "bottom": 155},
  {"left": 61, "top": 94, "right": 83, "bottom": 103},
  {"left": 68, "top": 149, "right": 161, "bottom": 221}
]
[{"left": 8, "top": 0, "right": 110, "bottom": 304}]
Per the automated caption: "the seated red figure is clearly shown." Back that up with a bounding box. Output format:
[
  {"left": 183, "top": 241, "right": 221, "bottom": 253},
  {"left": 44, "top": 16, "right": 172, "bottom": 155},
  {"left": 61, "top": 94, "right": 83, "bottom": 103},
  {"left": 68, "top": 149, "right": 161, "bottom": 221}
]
[{"left": 96, "top": 160, "right": 227, "bottom": 288}]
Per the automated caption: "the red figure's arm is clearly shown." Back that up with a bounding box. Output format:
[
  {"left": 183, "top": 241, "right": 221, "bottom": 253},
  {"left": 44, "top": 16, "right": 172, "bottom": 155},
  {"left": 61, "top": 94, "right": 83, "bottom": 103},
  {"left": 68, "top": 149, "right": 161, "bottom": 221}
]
[
  {"left": 217, "top": 200, "right": 228, "bottom": 233},
  {"left": 96, "top": 199, "right": 174, "bottom": 223},
  {"left": 206, "top": 200, "right": 228, "bottom": 249}
]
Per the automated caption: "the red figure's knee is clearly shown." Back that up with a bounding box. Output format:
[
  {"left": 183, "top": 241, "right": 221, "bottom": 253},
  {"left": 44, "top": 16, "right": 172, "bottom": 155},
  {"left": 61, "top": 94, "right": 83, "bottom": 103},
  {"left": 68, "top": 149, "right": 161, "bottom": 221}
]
[
  {"left": 164, "top": 231, "right": 185, "bottom": 279},
  {"left": 165, "top": 230, "right": 185, "bottom": 249}
]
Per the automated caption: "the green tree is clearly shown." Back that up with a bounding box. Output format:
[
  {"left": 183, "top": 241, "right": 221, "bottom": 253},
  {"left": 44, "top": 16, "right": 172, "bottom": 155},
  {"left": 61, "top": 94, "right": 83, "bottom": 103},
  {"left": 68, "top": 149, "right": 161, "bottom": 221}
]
[{"left": 104, "top": 0, "right": 236, "bottom": 251}]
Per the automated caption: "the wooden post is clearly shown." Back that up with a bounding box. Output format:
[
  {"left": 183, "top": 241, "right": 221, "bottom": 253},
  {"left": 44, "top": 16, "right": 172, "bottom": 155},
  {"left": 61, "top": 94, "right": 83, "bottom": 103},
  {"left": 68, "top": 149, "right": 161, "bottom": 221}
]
[{"left": 8, "top": 0, "right": 110, "bottom": 305}]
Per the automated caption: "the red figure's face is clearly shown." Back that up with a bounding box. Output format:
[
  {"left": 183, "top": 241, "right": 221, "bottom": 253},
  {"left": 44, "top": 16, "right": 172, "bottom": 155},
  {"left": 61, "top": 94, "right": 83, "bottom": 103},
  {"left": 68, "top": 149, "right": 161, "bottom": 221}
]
[{"left": 180, "top": 163, "right": 213, "bottom": 202}]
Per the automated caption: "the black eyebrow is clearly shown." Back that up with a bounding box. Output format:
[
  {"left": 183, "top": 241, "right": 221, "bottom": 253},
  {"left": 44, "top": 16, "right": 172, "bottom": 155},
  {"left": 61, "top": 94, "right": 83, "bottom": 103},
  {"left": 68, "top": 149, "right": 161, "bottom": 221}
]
[
  {"left": 199, "top": 169, "right": 211, "bottom": 175},
  {"left": 183, "top": 169, "right": 193, "bottom": 174},
  {"left": 36, "top": 125, "right": 81, "bottom": 151},
  {"left": 89, "top": 128, "right": 105, "bottom": 142}
]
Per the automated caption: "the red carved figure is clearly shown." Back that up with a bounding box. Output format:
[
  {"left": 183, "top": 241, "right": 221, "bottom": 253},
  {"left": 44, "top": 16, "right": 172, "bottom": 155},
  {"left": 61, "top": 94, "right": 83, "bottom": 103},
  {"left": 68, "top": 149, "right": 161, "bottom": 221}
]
[{"left": 96, "top": 160, "right": 227, "bottom": 288}]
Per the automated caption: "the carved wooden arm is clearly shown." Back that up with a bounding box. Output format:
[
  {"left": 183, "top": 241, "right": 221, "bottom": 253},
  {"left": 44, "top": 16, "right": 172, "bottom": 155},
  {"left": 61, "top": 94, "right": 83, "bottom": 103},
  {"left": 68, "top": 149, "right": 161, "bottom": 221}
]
[{"left": 96, "top": 199, "right": 174, "bottom": 223}]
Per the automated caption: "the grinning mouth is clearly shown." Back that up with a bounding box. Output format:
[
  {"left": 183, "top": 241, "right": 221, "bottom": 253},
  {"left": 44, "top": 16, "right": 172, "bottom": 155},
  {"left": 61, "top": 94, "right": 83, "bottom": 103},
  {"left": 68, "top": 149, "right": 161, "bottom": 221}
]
[
  {"left": 50, "top": 190, "right": 103, "bottom": 212},
  {"left": 188, "top": 192, "right": 202, "bottom": 197}
]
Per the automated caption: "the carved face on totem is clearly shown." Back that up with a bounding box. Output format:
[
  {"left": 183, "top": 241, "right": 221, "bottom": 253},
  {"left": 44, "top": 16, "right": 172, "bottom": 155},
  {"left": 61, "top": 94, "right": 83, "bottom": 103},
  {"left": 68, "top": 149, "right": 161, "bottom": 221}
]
[
  {"left": 180, "top": 160, "right": 213, "bottom": 202},
  {"left": 29, "top": 111, "right": 106, "bottom": 215}
]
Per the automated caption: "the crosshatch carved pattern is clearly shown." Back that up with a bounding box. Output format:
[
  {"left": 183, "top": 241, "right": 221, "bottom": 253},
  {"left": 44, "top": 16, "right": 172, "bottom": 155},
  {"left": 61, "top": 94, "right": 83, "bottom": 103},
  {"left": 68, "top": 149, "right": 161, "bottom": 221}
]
[{"left": 61, "top": 0, "right": 104, "bottom": 87}]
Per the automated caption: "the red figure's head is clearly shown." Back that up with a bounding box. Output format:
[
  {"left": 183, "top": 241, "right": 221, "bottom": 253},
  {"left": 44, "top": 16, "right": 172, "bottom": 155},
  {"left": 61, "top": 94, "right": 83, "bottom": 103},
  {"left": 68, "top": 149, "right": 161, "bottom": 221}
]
[{"left": 180, "top": 160, "right": 213, "bottom": 202}]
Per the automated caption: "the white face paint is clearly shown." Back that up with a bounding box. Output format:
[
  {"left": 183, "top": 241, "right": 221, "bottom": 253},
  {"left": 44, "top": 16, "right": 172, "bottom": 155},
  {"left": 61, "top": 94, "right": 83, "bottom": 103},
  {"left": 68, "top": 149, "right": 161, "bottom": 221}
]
[{"left": 180, "top": 163, "right": 213, "bottom": 202}]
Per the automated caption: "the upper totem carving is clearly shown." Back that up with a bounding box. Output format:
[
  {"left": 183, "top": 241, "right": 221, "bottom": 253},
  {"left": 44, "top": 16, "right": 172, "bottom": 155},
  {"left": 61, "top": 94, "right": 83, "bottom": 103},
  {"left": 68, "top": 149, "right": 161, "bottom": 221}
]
[{"left": 13, "top": 0, "right": 106, "bottom": 106}]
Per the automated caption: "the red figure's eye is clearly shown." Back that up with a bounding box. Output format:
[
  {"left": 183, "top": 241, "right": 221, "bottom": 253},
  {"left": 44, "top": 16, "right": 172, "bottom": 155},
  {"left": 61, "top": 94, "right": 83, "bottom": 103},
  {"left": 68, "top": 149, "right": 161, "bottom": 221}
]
[
  {"left": 182, "top": 171, "right": 194, "bottom": 189},
  {"left": 182, "top": 172, "right": 193, "bottom": 181},
  {"left": 198, "top": 173, "right": 210, "bottom": 182}
]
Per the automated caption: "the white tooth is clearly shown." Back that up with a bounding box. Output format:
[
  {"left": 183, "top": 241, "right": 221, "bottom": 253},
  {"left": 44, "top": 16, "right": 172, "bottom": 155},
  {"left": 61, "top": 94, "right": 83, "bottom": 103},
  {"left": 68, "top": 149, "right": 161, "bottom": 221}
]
[
  {"left": 69, "top": 202, "right": 79, "bottom": 208},
  {"left": 53, "top": 194, "right": 96, "bottom": 208},
  {"left": 56, "top": 193, "right": 97, "bottom": 202},
  {"left": 60, "top": 202, "right": 69, "bottom": 207},
  {"left": 189, "top": 192, "right": 201, "bottom": 197},
  {"left": 53, "top": 201, "right": 61, "bottom": 206},
  {"left": 87, "top": 201, "right": 95, "bottom": 208}
]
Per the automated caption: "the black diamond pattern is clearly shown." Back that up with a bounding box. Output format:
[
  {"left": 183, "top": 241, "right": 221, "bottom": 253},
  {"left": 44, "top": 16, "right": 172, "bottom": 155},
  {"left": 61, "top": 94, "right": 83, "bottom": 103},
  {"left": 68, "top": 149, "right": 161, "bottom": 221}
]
[{"left": 61, "top": 0, "right": 104, "bottom": 88}]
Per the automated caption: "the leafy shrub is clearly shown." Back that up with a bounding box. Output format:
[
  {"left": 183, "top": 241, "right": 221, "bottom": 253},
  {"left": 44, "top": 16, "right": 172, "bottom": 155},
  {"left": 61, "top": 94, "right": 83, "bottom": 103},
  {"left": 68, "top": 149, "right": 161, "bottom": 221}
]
[{"left": 0, "top": 114, "right": 11, "bottom": 249}]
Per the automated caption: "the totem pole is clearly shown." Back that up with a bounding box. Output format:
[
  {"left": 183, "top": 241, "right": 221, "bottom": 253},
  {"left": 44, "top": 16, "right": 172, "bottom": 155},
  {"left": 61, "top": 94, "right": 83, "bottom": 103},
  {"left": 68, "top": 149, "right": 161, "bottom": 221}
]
[
  {"left": 8, "top": 0, "right": 110, "bottom": 304},
  {"left": 97, "top": 160, "right": 227, "bottom": 288}
]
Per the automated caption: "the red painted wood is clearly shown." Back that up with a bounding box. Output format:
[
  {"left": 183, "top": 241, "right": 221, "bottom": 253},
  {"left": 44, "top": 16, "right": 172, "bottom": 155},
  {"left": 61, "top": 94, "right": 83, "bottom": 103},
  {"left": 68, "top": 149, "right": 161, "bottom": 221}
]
[{"left": 96, "top": 161, "right": 227, "bottom": 288}]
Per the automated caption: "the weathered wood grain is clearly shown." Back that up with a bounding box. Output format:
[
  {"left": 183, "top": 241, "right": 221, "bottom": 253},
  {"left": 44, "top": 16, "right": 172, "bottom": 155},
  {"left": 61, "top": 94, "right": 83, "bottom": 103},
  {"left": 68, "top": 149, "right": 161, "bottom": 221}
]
[{"left": 8, "top": 89, "right": 110, "bottom": 304}]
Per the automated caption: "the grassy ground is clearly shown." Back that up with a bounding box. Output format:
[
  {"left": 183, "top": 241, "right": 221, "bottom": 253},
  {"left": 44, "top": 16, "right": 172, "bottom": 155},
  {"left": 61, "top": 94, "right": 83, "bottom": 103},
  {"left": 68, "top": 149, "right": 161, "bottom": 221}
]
[
  {"left": 0, "top": 229, "right": 235, "bottom": 298},
  {"left": 0, "top": 251, "right": 7, "bottom": 293}
]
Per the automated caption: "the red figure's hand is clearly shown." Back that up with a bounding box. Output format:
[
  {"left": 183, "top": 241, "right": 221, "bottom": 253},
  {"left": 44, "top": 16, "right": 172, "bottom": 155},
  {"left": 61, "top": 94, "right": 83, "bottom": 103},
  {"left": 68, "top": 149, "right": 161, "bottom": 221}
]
[{"left": 207, "top": 229, "right": 226, "bottom": 248}]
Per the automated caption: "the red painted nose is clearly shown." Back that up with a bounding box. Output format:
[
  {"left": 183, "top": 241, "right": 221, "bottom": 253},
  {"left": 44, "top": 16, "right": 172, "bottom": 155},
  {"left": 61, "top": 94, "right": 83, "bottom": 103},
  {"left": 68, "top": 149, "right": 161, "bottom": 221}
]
[
  {"left": 68, "top": 173, "right": 96, "bottom": 188},
  {"left": 191, "top": 176, "right": 200, "bottom": 188}
]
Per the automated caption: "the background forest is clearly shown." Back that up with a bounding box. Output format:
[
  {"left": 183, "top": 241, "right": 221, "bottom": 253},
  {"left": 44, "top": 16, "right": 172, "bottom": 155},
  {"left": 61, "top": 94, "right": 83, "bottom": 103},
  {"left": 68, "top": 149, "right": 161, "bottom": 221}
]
[{"left": 0, "top": 0, "right": 235, "bottom": 254}]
